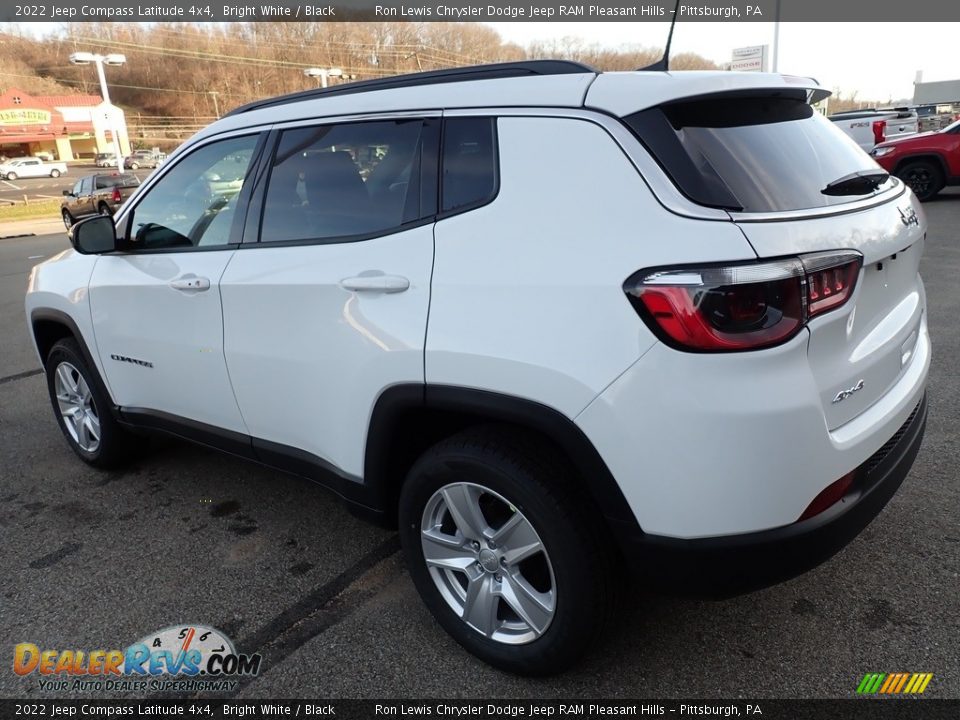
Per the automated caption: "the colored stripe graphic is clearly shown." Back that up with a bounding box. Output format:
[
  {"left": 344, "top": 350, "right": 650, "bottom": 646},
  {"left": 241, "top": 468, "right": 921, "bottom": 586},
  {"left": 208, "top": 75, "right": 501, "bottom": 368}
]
[{"left": 858, "top": 672, "right": 933, "bottom": 694}]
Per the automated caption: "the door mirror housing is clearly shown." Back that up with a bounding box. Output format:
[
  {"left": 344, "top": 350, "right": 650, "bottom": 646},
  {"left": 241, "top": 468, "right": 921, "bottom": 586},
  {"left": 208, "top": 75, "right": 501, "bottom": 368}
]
[
  {"left": 69, "top": 215, "right": 118, "bottom": 254},
  {"left": 62, "top": 189, "right": 72, "bottom": 196}
]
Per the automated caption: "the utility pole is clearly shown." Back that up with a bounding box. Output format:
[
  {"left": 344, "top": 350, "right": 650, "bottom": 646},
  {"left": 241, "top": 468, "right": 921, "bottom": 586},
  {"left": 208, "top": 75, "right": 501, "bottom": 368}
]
[{"left": 209, "top": 91, "right": 220, "bottom": 119}]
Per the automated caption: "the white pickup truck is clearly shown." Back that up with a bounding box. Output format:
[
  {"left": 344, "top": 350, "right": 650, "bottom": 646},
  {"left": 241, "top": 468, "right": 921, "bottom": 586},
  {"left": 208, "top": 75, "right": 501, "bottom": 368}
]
[
  {"left": 0, "top": 157, "right": 68, "bottom": 180},
  {"left": 828, "top": 109, "right": 920, "bottom": 152}
]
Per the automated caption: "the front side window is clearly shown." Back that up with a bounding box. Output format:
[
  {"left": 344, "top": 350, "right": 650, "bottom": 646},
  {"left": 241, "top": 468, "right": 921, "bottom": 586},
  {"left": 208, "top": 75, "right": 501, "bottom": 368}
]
[
  {"left": 261, "top": 119, "right": 429, "bottom": 243},
  {"left": 127, "top": 135, "right": 258, "bottom": 250},
  {"left": 79, "top": 177, "right": 93, "bottom": 195}
]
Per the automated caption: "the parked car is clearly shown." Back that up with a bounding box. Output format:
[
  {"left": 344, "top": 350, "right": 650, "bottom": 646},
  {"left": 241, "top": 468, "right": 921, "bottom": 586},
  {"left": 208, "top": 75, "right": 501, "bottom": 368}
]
[
  {"left": 61, "top": 173, "right": 141, "bottom": 228},
  {"left": 828, "top": 108, "right": 919, "bottom": 151},
  {"left": 0, "top": 157, "right": 67, "bottom": 180},
  {"left": 870, "top": 118, "right": 960, "bottom": 200},
  {"left": 124, "top": 149, "right": 166, "bottom": 169},
  {"left": 95, "top": 152, "right": 122, "bottom": 168},
  {"left": 25, "top": 62, "right": 929, "bottom": 675}
]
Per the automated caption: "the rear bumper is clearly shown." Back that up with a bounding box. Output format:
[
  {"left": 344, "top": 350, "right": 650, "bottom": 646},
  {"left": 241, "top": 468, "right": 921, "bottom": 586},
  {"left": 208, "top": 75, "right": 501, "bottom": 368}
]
[{"left": 624, "top": 393, "right": 927, "bottom": 598}]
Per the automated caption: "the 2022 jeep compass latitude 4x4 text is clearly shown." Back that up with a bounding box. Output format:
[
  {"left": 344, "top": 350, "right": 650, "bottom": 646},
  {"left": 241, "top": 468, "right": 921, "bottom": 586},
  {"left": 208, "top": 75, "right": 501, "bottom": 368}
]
[{"left": 26, "top": 62, "right": 930, "bottom": 675}]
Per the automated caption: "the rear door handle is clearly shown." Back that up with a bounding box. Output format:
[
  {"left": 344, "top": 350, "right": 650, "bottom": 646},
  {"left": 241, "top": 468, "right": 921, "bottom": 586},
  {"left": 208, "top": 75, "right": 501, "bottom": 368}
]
[
  {"left": 169, "top": 275, "right": 211, "bottom": 292},
  {"left": 340, "top": 274, "right": 410, "bottom": 293}
]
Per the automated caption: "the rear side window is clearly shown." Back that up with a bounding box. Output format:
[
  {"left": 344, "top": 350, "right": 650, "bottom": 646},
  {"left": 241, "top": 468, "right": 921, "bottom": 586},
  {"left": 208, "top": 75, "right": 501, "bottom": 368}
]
[
  {"left": 625, "top": 96, "right": 895, "bottom": 213},
  {"left": 441, "top": 117, "right": 497, "bottom": 213},
  {"left": 261, "top": 119, "right": 431, "bottom": 243}
]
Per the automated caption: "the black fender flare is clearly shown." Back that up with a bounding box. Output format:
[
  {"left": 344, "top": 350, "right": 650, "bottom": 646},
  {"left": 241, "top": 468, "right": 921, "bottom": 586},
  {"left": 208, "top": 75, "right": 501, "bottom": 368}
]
[{"left": 364, "top": 384, "right": 643, "bottom": 546}]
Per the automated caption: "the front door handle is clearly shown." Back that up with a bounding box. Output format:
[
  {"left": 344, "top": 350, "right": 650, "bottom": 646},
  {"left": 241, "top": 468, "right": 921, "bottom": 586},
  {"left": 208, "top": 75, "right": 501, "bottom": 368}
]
[
  {"left": 340, "top": 274, "right": 410, "bottom": 293},
  {"left": 169, "top": 275, "right": 211, "bottom": 292}
]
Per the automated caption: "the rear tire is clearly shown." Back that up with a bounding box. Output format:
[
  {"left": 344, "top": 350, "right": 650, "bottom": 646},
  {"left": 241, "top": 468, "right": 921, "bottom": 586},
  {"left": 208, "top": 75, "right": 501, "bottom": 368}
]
[
  {"left": 50, "top": 169, "right": 61, "bottom": 178},
  {"left": 398, "top": 426, "right": 616, "bottom": 675},
  {"left": 98, "top": 202, "right": 112, "bottom": 216},
  {"left": 897, "top": 160, "right": 944, "bottom": 201},
  {"left": 129, "top": 162, "right": 139, "bottom": 170},
  {"left": 44, "top": 338, "right": 144, "bottom": 469}
]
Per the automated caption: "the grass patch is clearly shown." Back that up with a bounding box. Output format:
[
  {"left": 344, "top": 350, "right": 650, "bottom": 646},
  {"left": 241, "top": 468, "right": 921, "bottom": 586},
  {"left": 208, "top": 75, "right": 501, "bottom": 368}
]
[{"left": 0, "top": 199, "right": 63, "bottom": 223}]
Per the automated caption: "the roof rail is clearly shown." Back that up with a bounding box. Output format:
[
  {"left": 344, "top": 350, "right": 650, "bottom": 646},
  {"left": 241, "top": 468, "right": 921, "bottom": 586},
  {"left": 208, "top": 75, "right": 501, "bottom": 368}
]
[{"left": 226, "top": 60, "right": 598, "bottom": 117}]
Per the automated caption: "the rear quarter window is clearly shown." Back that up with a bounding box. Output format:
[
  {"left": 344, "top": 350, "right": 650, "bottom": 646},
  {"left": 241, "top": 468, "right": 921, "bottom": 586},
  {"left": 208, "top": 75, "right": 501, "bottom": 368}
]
[{"left": 625, "top": 95, "right": 896, "bottom": 213}]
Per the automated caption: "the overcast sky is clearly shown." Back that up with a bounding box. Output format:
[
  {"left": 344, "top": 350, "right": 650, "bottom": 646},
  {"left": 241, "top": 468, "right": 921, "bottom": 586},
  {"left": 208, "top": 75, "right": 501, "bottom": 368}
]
[{"left": 489, "top": 22, "right": 955, "bottom": 101}]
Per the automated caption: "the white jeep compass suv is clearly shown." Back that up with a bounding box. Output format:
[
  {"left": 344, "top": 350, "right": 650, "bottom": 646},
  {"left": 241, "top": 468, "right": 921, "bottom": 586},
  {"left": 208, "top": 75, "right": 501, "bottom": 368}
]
[{"left": 26, "top": 61, "right": 930, "bottom": 675}]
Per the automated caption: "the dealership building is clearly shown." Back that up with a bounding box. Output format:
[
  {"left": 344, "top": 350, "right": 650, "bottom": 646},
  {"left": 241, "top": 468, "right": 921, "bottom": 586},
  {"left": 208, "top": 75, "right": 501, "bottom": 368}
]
[{"left": 0, "top": 88, "right": 131, "bottom": 161}]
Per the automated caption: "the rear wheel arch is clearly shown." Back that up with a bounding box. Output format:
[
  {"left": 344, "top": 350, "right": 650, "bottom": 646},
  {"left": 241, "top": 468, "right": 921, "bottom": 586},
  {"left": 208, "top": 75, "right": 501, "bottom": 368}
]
[{"left": 364, "top": 384, "right": 641, "bottom": 545}]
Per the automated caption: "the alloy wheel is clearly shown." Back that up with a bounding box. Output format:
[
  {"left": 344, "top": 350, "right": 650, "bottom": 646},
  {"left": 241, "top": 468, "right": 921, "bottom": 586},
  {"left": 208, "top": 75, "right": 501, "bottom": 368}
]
[
  {"left": 54, "top": 361, "right": 101, "bottom": 453},
  {"left": 420, "top": 482, "right": 556, "bottom": 645}
]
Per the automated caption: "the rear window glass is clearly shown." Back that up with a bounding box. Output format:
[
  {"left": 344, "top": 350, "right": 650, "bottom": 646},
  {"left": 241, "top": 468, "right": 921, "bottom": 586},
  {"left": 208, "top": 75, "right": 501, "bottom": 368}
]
[
  {"left": 625, "top": 96, "right": 895, "bottom": 213},
  {"left": 95, "top": 174, "right": 139, "bottom": 189}
]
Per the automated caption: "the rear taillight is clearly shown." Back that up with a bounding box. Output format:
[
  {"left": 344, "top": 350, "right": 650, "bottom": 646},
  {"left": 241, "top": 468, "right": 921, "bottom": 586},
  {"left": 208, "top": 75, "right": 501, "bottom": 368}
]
[
  {"left": 624, "top": 251, "right": 862, "bottom": 352},
  {"left": 872, "top": 119, "right": 886, "bottom": 145},
  {"left": 111, "top": 187, "right": 122, "bottom": 203}
]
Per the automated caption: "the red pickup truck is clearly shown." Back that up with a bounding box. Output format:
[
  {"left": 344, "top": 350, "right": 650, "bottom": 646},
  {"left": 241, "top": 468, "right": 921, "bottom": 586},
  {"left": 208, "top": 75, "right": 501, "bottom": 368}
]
[{"left": 870, "top": 118, "right": 960, "bottom": 200}]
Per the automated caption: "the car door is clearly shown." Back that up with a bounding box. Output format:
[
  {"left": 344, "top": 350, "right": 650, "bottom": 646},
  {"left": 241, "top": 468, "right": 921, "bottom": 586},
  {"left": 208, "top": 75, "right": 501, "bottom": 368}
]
[
  {"left": 88, "top": 131, "right": 266, "bottom": 435},
  {"left": 219, "top": 115, "right": 439, "bottom": 480},
  {"left": 65, "top": 179, "right": 84, "bottom": 217},
  {"left": 77, "top": 176, "right": 95, "bottom": 216}
]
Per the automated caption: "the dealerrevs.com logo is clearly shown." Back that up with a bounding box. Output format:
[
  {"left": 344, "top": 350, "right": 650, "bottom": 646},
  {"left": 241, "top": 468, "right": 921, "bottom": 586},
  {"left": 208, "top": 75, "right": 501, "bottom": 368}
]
[{"left": 13, "top": 624, "right": 262, "bottom": 693}]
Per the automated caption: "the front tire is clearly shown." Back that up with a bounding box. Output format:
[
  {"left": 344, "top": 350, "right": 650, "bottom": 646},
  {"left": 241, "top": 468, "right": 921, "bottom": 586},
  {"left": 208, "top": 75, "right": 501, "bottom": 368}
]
[
  {"left": 45, "top": 338, "right": 143, "bottom": 468},
  {"left": 129, "top": 162, "right": 139, "bottom": 170},
  {"left": 897, "top": 160, "right": 944, "bottom": 201},
  {"left": 62, "top": 209, "right": 74, "bottom": 230},
  {"left": 50, "top": 169, "right": 61, "bottom": 178},
  {"left": 6, "top": 172, "right": 16, "bottom": 181},
  {"left": 398, "top": 427, "right": 616, "bottom": 675}
]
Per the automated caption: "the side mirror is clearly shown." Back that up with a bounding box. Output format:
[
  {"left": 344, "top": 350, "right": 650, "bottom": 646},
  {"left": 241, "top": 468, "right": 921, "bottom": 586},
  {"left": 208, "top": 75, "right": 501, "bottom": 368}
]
[
  {"left": 68, "top": 215, "right": 117, "bottom": 254},
  {"left": 62, "top": 190, "right": 72, "bottom": 196}
]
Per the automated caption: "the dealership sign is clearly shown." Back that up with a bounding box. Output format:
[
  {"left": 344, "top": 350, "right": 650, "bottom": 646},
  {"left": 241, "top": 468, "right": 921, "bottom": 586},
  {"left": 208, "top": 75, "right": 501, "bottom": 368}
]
[
  {"left": 731, "top": 45, "right": 769, "bottom": 72},
  {"left": 0, "top": 109, "right": 51, "bottom": 125}
]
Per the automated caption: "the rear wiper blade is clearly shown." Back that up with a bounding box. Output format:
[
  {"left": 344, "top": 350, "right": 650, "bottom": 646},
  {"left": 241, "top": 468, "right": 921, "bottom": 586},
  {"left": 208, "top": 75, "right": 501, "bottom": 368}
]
[{"left": 821, "top": 170, "right": 890, "bottom": 196}]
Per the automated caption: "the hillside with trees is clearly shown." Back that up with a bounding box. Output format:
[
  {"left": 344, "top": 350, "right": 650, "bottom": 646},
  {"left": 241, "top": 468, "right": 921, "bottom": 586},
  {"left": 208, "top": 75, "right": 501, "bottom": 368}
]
[{"left": 1, "top": 22, "right": 716, "bottom": 121}]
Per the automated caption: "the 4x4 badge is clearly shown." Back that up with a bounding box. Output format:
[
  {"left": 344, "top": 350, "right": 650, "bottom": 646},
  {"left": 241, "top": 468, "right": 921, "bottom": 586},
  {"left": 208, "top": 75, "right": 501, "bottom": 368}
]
[
  {"left": 899, "top": 206, "right": 919, "bottom": 228},
  {"left": 832, "top": 379, "right": 865, "bottom": 404}
]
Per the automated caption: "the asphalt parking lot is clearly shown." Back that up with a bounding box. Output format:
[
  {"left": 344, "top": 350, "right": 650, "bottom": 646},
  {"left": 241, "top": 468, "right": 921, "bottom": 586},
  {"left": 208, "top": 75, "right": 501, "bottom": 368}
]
[{"left": 0, "top": 193, "right": 958, "bottom": 700}]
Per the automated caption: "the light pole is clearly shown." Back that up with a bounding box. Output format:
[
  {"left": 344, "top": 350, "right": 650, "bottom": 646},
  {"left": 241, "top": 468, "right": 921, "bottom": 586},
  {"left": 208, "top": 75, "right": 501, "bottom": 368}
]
[
  {"left": 209, "top": 91, "right": 220, "bottom": 119},
  {"left": 303, "top": 67, "right": 343, "bottom": 89},
  {"left": 70, "top": 52, "right": 126, "bottom": 174}
]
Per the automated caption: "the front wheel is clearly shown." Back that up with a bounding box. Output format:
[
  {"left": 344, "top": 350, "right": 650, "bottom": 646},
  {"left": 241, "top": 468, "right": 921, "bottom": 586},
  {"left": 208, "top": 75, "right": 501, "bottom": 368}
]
[
  {"left": 398, "top": 427, "right": 616, "bottom": 675},
  {"left": 6, "top": 172, "right": 16, "bottom": 181},
  {"left": 45, "top": 338, "right": 144, "bottom": 468},
  {"left": 129, "top": 162, "right": 139, "bottom": 170},
  {"left": 50, "top": 169, "right": 61, "bottom": 178},
  {"left": 897, "top": 160, "right": 945, "bottom": 201},
  {"left": 62, "top": 208, "right": 74, "bottom": 230}
]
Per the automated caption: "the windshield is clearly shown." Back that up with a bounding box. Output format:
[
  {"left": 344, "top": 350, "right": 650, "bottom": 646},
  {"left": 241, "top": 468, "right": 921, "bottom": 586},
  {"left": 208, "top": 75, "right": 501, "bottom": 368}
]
[{"left": 625, "top": 95, "right": 897, "bottom": 213}]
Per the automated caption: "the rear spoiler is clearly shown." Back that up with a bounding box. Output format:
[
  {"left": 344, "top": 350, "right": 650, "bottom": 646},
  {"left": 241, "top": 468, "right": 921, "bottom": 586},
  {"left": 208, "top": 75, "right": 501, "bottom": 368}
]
[{"left": 585, "top": 71, "right": 830, "bottom": 117}]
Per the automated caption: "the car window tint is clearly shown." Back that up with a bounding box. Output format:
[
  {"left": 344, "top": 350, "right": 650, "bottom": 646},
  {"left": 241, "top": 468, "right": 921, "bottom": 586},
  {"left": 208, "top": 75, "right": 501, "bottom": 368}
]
[
  {"left": 261, "top": 119, "right": 425, "bottom": 243},
  {"left": 128, "top": 135, "right": 258, "bottom": 250},
  {"left": 95, "top": 174, "right": 138, "bottom": 190},
  {"left": 441, "top": 118, "right": 497, "bottom": 213},
  {"left": 80, "top": 177, "right": 93, "bottom": 194}
]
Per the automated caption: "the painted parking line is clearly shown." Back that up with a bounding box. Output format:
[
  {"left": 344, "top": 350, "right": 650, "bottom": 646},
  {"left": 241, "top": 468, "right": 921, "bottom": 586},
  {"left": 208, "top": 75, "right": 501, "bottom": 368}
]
[
  {"left": 2, "top": 180, "right": 22, "bottom": 190},
  {"left": 28, "top": 255, "right": 45, "bottom": 260}
]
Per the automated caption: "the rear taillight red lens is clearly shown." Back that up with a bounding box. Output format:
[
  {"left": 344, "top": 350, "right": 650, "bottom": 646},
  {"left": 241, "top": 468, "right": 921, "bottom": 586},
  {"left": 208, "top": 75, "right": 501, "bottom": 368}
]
[
  {"left": 624, "top": 251, "right": 862, "bottom": 352},
  {"left": 111, "top": 187, "right": 122, "bottom": 203},
  {"left": 872, "top": 120, "right": 886, "bottom": 145}
]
